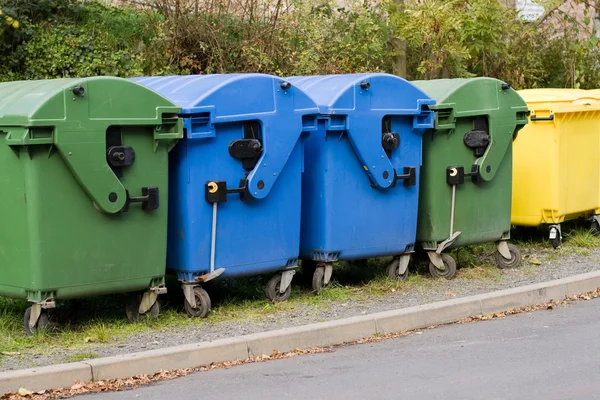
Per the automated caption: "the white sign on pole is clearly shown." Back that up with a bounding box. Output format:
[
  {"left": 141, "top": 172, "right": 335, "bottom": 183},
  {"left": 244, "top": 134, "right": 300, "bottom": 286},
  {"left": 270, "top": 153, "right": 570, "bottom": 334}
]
[{"left": 516, "top": 0, "right": 545, "bottom": 21}]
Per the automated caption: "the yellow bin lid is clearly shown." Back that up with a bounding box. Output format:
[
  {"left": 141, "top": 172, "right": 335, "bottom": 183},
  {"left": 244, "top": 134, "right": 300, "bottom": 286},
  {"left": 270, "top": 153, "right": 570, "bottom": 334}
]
[{"left": 518, "top": 88, "right": 600, "bottom": 110}]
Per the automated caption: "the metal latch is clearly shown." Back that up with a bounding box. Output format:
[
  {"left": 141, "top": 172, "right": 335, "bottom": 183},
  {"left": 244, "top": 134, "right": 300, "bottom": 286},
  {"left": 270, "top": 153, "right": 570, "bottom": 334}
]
[
  {"left": 123, "top": 187, "right": 159, "bottom": 212},
  {"left": 446, "top": 165, "right": 481, "bottom": 185},
  {"left": 205, "top": 180, "right": 248, "bottom": 203},
  {"left": 229, "top": 139, "right": 262, "bottom": 170}
]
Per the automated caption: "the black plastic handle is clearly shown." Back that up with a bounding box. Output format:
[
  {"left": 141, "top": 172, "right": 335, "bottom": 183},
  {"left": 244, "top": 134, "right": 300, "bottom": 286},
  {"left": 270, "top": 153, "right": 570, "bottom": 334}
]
[
  {"left": 530, "top": 114, "right": 554, "bottom": 121},
  {"left": 122, "top": 187, "right": 159, "bottom": 212},
  {"left": 394, "top": 167, "right": 417, "bottom": 187}
]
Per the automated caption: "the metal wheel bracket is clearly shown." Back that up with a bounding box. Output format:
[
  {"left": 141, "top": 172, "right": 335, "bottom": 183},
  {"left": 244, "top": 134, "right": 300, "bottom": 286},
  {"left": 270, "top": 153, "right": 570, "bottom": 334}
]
[
  {"left": 427, "top": 251, "right": 445, "bottom": 271},
  {"left": 279, "top": 270, "right": 295, "bottom": 294},
  {"left": 593, "top": 215, "right": 600, "bottom": 225},
  {"left": 497, "top": 240, "right": 511, "bottom": 260},
  {"left": 28, "top": 304, "right": 42, "bottom": 330},
  {"left": 549, "top": 224, "right": 562, "bottom": 240},
  {"left": 182, "top": 284, "right": 197, "bottom": 309},
  {"left": 436, "top": 231, "right": 462, "bottom": 254},
  {"left": 28, "top": 299, "right": 55, "bottom": 329},
  {"left": 198, "top": 267, "right": 225, "bottom": 283},
  {"left": 398, "top": 254, "right": 410, "bottom": 275},
  {"left": 139, "top": 290, "right": 159, "bottom": 314},
  {"left": 323, "top": 263, "right": 334, "bottom": 285}
]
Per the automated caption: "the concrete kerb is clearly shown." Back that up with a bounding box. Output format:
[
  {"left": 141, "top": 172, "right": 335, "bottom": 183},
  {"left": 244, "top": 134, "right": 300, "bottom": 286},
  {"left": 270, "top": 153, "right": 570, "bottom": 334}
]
[
  {"left": 3, "top": 270, "right": 600, "bottom": 395},
  {"left": 0, "top": 362, "right": 91, "bottom": 394},
  {"left": 85, "top": 337, "right": 250, "bottom": 382}
]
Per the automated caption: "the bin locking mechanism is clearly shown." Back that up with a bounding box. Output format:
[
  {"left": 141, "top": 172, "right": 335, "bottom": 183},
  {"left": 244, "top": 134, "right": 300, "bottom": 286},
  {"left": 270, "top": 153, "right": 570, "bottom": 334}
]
[
  {"left": 463, "top": 130, "right": 490, "bottom": 157},
  {"left": 205, "top": 180, "right": 248, "bottom": 203},
  {"left": 392, "top": 167, "right": 417, "bottom": 187},
  {"left": 229, "top": 139, "right": 263, "bottom": 170},
  {"left": 123, "top": 187, "right": 159, "bottom": 212},
  {"left": 382, "top": 131, "right": 400, "bottom": 155},
  {"left": 446, "top": 165, "right": 481, "bottom": 185},
  {"left": 107, "top": 146, "right": 135, "bottom": 168}
]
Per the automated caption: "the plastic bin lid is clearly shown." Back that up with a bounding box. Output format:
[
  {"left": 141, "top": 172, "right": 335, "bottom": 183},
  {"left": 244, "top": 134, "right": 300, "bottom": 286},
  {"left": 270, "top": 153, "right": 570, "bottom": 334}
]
[
  {"left": 517, "top": 88, "right": 595, "bottom": 103},
  {"left": 412, "top": 77, "right": 528, "bottom": 114},
  {"left": 286, "top": 73, "right": 433, "bottom": 115},
  {"left": 0, "top": 77, "right": 179, "bottom": 127},
  {"left": 518, "top": 88, "right": 600, "bottom": 110},
  {"left": 131, "top": 73, "right": 318, "bottom": 117}
]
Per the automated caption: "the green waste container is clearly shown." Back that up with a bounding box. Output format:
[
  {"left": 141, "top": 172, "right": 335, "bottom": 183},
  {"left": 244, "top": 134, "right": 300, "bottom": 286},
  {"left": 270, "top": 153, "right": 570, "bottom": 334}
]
[
  {"left": 412, "top": 78, "right": 529, "bottom": 279},
  {"left": 0, "top": 77, "right": 182, "bottom": 335}
]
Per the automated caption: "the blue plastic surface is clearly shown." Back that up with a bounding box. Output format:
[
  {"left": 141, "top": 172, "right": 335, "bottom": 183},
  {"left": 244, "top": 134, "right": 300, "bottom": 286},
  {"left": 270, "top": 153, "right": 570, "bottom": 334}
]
[
  {"left": 132, "top": 74, "right": 319, "bottom": 281},
  {"left": 287, "top": 73, "right": 435, "bottom": 261}
]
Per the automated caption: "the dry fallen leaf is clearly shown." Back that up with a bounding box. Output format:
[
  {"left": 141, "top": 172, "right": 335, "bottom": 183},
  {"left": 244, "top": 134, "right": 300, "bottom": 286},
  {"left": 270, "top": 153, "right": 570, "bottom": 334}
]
[
  {"left": 1, "top": 352, "right": 20, "bottom": 356},
  {"left": 529, "top": 257, "right": 542, "bottom": 265},
  {"left": 17, "top": 388, "right": 32, "bottom": 397},
  {"left": 445, "top": 292, "right": 456, "bottom": 297}
]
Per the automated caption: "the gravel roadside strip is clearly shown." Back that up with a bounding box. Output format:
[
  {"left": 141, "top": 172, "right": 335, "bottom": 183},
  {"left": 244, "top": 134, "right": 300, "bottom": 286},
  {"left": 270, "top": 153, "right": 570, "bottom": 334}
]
[{"left": 2, "top": 245, "right": 599, "bottom": 371}]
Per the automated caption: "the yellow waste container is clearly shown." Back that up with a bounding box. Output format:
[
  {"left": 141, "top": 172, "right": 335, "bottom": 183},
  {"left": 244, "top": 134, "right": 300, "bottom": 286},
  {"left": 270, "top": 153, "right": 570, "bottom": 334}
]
[{"left": 512, "top": 89, "right": 600, "bottom": 248}]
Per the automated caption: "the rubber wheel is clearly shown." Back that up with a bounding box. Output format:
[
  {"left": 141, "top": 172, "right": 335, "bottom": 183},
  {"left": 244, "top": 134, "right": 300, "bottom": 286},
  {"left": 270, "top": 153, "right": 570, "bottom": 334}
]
[
  {"left": 592, "top": 220, "right": 600, "bottom": 236},
  {"left": 265, "top": 273, "right": 292, "bottom": 302},
  {"left": 428, "top": 254, "right": 457, "bottom": 280},
  {"left": 125, "top": 294, "right": 161, "bottom": 323},
  {"left": 495, "top": 243, "right": 521, "bottom": 269},
  {"left": 551, "top": 236, "right": 561, "bottom": 249},
  {"left": 312, "top": 265, "right": 326, "bottom": 294},
  {"left": 184, "top": 286, "right": 211, "bottom": 318},
  {"left": 23, "top": 307, "right": 49, "bottom": 336},
  {"left": 386, "top": 258, "right": 409, "bottom": 281}
]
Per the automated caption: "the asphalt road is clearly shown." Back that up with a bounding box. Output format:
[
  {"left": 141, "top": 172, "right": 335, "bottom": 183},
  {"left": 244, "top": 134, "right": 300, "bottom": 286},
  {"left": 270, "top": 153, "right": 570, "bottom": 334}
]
[{"left": 85, "top": 298, "right": 600, "bottom": 400}]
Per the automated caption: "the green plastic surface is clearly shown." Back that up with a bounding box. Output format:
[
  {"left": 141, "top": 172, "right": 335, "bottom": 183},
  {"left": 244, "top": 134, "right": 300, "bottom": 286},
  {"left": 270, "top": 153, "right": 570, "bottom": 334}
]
[
  {"left": 412, "top": 78, "right": 528, "bottom": 249},
  {"left": 0, "top": 77, "right": 183, "bottom": 302}
]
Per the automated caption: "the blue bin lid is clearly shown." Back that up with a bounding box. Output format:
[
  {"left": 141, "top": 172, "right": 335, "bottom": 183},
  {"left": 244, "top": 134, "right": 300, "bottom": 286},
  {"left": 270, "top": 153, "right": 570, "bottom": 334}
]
[
  {"left": 131, "top": 73, "right": 319, "bottom": 200},
  {"left": 287, "top": 73, "right": 434, "bottom": 116},
  {"left": 131, "top": 73, "right": 317, "bottom": 118},
  {"left": 287, "top": 73, "right": 435, "bottom": 190}
]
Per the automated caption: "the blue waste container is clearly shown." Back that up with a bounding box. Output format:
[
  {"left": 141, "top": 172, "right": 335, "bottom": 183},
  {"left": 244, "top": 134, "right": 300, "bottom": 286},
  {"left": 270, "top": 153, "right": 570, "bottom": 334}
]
[
  {"left": 132, "top": 74, "right": 319, "bottom": 316},
  {"left": 287, "top": 73, "right": 435, "bottom": 292}
]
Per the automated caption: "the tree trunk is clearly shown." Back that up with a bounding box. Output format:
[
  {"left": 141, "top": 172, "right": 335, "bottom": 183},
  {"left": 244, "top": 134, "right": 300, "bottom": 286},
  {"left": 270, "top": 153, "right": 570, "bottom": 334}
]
[
  {"left": 390, "top": 0, "right": 407, "bottom": 78},
  {"left": 391, "top": 37, "right": 407, "bottom": 78},
  {"left": 595, "top": 0, "right": 600, "bottom": 39}
]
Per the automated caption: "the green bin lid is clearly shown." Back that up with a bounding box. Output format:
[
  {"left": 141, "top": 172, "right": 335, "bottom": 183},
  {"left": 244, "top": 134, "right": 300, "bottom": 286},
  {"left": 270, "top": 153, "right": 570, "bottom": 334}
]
[
  {"left": 412, "top": 77, "right": 528, "bottom": 115},
  {"left": 0, "top": 76, "right": 180, "bottom": 127}
]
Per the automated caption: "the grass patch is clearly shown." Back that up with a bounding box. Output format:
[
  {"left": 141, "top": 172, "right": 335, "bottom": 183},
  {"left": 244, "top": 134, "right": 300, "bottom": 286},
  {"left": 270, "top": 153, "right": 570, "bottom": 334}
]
[
  {"left": 563, "top": 228, "right": 600, "bottom": 248},
  {"left": 61, "top": 352, "right": 99, "bottom": 363},
  {"left": 457, "top": 265, "right": 501, "bottom": 280}
]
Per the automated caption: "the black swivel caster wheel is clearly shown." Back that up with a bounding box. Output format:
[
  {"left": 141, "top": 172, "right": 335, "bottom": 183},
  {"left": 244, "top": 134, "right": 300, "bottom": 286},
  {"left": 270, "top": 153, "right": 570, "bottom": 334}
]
[
  {"left": 265, "top": 273, "right": 292, "bottom": 302},
  {"left": 428, "top": 254, "right": 457, "bottom": 280},
  {"left": 23, "top": 307, "right": 49, "bottom": 336},
  {"left": 125, "top": 293, "right": 160, "bottom": 322},
  {"left": 183, "top": 286, "right": 211, "bottom": 318}
]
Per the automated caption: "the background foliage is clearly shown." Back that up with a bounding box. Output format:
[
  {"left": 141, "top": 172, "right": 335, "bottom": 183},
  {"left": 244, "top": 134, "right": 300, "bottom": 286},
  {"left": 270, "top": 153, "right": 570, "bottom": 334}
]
[{"left": 0, "top": 0, "right": 597, "bottom": 88}]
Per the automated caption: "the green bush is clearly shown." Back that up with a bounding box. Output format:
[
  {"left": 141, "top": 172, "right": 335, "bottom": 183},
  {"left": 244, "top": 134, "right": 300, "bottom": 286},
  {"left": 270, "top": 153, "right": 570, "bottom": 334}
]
[
  {"left": 0, "top": 0, "right": 169, "bottom": 80},
  {"left": 0, "top": 0, "right": 597, "bottom": 88}
]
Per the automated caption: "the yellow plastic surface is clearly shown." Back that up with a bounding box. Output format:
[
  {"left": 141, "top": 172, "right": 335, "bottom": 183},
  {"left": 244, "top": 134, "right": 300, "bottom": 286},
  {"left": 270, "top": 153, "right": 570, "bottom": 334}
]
[{"left": 512, "top": 89, "right": 600, "bottom": 226}]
